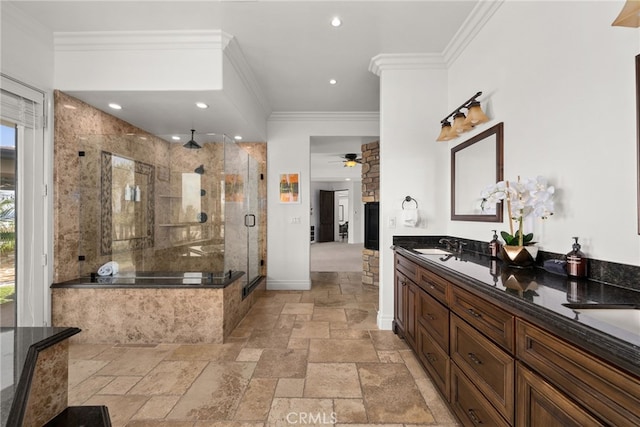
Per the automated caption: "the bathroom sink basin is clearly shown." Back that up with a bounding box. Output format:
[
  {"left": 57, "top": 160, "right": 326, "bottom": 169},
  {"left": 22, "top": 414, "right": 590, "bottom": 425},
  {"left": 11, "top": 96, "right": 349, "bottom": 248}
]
[
  {"left": 564, "top": 304, "right": 640, "bottom": 335},
  {"left": 414, "top": 248, "right": 452, "bottom": 256}
]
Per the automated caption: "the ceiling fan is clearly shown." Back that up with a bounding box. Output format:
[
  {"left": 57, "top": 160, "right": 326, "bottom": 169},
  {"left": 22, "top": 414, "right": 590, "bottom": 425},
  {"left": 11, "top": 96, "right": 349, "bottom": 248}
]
[{"left": 340, "top": 153, "right": 362, "bottom": 167}]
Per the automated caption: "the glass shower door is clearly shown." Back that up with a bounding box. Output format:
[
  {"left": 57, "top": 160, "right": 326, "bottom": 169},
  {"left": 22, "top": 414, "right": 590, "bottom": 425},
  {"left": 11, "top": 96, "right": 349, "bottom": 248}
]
[{"left": 223, "top": 137, "right": 261, "bottom": 292}]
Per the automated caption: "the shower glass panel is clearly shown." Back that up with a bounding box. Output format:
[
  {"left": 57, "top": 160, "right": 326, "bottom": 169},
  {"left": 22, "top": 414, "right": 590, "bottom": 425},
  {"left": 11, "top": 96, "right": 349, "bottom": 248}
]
[
  {"left": 222, "top": 135, "right": 261, "bottom": 288},
  {"left": 76, "top": 134, "right": 260, "bottom": 285}
]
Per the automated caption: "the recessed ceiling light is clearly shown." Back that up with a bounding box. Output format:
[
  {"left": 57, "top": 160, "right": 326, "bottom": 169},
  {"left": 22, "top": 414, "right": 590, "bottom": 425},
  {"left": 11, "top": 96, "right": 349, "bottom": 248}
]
[
  {"left": 206, "top": 133, "right": 216, "bottom": 136},
  {"left": 329, "top": 79, "right": 337, "bottom": 85},
  {"left": 172, "top": 136, "right": 181, "bottom": 141},
  {"left": 234, "top": 135, "right": 242, "bottom": 140},
  {"left": 63, "top": 104, "right": 76, "bottom": 110},
  {"left": 345, "top": 178, "right": 351, "bottom": 181},
  {"left": 195, "top": 102, "right": 209, "bottom": 109},
  {"left": 108, "top": 103, "right": 122, "bottom": 110},
  {"left": 331, "top": 17, "right": 342, "bottom": 27}
]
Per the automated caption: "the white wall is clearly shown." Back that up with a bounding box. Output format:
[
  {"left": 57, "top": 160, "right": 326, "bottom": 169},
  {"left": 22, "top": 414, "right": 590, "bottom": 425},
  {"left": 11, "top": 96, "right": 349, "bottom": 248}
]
[
  {"left": 376, "top": 65, "right": 449, "bottom": 329},
  {"left": 446, "top": 1, "right": 640, "bottom": 265},
  {"left": 267, "top": 116, "right": 378, "bottom": 290},
  {"left": 1, "top": 3, "right": 55, "bottom": 326}
]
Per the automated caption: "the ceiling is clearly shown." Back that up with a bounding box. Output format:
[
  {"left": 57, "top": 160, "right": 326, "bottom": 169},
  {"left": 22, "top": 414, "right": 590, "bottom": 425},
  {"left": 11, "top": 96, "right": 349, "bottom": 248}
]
[{"left": 7, "top": 0, "right": 478, "bottom": 179}]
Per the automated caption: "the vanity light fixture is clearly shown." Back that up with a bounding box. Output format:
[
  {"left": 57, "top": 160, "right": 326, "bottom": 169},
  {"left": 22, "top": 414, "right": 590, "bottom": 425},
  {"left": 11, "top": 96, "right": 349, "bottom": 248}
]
[{"left": 436, "top": 91, "right": 489, "bottom": 142}]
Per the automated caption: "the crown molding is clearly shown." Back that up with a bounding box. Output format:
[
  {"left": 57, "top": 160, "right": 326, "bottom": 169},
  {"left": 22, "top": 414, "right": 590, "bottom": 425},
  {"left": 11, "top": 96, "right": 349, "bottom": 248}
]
[
  {"left": 368, "top": 53, "right": 446, "bottom": 76},
  {"left": 442, "top": 0, "right": 505, "bottom": 67},
  {"left": 54, "top": 30, "right": 232, "bottom": 51},
  {"left": 268, "top": 111, "right": 380, "bottom": 122},
  {"left": 223, "top": 36, "right": 271, "bottom": 117}
]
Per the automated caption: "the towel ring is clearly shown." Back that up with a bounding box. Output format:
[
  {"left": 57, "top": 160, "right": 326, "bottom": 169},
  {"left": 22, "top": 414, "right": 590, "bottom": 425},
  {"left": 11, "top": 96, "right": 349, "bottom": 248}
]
[{"left": 402, "top": 196, "right": 418, "bottom": 209}]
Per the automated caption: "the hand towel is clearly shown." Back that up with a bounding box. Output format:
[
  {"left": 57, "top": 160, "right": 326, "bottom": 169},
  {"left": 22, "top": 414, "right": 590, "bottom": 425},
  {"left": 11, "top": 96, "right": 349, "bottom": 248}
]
[
  {"left": 97, "top": 261, "right": 119, "bottom": 276},
  {"left": 401, "top": 208, "right": 419, "bottom": 227}
]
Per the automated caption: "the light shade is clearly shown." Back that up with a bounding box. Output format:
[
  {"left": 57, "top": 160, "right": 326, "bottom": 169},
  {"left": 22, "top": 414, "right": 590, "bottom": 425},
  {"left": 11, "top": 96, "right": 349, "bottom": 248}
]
[
  {"left": 612, "top": 0, "right": 640, "bottom": 27},
  {"left": 464, "top": 101, "right": 489, "bottom": 126},
  {"left": 451, "top": 111, "right": 471, "bottom": 134},
  {"left": 436, "top": 122, "right": 455, "bottom": 142},
  {"left": 344, "top": 160, "right": 358, "bottom": 167}
]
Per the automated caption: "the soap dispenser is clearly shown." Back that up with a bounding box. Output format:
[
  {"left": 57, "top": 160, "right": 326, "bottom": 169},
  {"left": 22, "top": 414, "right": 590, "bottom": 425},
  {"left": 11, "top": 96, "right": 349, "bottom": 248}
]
[
  {"left": 489, "top": 229, "right": 500, "bottom": 259},
  {"left": 566, "top": 237, "right": 587, "bottom": 278}
]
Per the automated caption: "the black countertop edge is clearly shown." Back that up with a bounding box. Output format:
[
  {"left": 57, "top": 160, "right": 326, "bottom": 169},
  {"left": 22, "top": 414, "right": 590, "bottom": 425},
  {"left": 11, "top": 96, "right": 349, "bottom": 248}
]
[
  {"left": 6, "top": 327, "right": 81, "bottom": 427},
  {"left": 394, "top": 246, "right": 640, "bottom": 378},
  {"left": 393, "top": 235, "right": 640, "bottom": 292},
  {"left": 50, "top": 271, "right": 245, "bottom": 289}
]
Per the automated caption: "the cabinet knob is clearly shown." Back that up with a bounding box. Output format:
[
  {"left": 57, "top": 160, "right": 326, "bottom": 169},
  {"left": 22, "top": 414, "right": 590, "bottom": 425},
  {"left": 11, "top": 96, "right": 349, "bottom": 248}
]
[
  {"left": 467, "top": 352, "right": 483, "bottom": 365},
  {"left": 425, "top": 313, "right": 436, "bottom": 320},
  {"left": 466, "top": 308, "right": 482, "bottom": 318},
  {"left": 467, "top": 409, "right": 482, "bottom": 425},
  {"left": 426, "top": 353, "right": 437, "bottom": 363}
]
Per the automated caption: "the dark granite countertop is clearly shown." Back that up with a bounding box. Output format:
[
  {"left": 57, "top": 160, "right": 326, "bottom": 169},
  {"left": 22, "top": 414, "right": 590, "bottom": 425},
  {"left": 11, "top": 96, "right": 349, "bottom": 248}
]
[
  {"left": 1, "top": 327, "right": 81, "bottom": 427},
  {"left": 393, "top": 244, "right": 640, "bottom": 378},
  {"left": 51, "top": 270, "right": 245, "bottom": 289}
]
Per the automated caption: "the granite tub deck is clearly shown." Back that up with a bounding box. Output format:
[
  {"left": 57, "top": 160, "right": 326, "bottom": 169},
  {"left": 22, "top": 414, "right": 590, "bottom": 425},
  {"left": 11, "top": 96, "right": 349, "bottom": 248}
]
[{"left": 51, "top": 271, "right": 266, "bottom": 345}]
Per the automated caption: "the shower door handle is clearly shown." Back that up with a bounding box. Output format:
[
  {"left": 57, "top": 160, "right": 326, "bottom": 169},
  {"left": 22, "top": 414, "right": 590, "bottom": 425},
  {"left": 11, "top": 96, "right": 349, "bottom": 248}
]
[{"left": 245, "top": 214, "right": 256, "bottom": 227}]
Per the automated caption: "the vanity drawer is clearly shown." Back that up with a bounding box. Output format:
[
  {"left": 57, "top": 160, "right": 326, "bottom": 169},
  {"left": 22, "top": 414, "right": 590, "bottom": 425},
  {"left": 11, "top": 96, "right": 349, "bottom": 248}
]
[
  {"left": 416, "top": 266, "right": 449, "bottom": 305},
  {"left": 417, "top": 288, "right": 449, "bottom": 352},
  {"left": 516, "top": 319, "right": 640, "bottom": 426},
  {"left": 450, "top": 286, "right": 514, "bottom": 353},
  {"left": 451, "top": 314, "right": 515, "bottom": 425},
  {"left": 395, "top": 254, "right": 418, "bottom": 281},
  {"left": 450, "top": 363, "right": 510, "bottom": 427},
  {"left": 417, "top": 323, "right": 450, "bottom": 399}
]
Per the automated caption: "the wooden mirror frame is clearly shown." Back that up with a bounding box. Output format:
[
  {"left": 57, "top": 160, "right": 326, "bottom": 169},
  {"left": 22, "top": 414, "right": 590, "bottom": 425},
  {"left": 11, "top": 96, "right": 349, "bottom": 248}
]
[
  {"left": 636, "top": 54, "right": 639, "bottom": 234},
  {"left": 451, "top": 122, "right": 504, "bottom": 222}
]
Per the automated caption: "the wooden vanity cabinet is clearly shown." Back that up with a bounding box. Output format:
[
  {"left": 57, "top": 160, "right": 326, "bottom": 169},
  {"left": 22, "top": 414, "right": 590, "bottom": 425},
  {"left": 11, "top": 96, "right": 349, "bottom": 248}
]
[{"left": 393, "top": 251, "right": 640, "bottom": 427}]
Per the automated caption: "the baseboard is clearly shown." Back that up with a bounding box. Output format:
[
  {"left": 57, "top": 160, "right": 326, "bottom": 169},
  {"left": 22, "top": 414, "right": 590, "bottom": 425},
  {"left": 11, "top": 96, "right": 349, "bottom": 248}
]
[
  {"left": 266, "top": 279, "right": 311, "bottom": 291},
  {"left": 377, "top": 312, "right": 394, "bottom": 330}
]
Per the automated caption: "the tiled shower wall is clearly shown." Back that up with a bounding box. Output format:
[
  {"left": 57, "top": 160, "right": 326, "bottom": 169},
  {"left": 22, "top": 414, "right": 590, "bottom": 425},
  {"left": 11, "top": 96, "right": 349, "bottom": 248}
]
[{"left": 53, "top": 91, "right": 267, "bottom": 283}]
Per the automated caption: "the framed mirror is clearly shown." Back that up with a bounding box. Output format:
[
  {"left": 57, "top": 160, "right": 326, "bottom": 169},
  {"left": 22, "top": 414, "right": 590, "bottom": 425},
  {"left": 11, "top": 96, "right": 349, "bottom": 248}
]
[
  {"left": 451, "top": 122, "right": 504, "bottom": 222},
  {"left": 636, "top": 54, "right": 639, "bottom": 234}
]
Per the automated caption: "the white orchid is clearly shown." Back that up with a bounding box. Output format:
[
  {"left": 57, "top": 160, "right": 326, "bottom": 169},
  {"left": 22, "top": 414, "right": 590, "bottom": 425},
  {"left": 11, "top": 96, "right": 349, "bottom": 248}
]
[{"left": 482, "top": 176, "right": 555, "bottom": 246}]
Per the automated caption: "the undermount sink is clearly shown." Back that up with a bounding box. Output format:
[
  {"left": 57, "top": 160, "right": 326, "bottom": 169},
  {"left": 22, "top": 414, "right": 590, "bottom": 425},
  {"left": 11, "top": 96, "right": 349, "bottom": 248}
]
[
  {"left": 414, "top": 248, "right": 452, "bottom": 256},
  {"left": 564, "top": 304, "right": 640, "bottom": 335}
]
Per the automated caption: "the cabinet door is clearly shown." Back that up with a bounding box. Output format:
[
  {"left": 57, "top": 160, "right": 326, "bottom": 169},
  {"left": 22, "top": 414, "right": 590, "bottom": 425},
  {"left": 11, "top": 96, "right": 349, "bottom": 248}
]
[
  {"left": 516, "top": 319, "right": 640, "bottom": 426},
  {"left": 394, "top": 271, "right": 408, "bottom": 335},
  {"left": 516, "top": 363, "right": 603, "bottom": 427},
  {"left": 450, "top": 286, "right": 515, "bottom": 353},
  {"left": 450, "top": 363, "right": 511, "bottom": 427},
  {"left": 450, "top": 314, "right": 515, "bottom": 424},
  {"left": 417, "top": 324, "right": 449, "bottom": 399},
  {"left": 405, "top": 281, "right": 417, "bottom": 348},
  {"left": 417, "top": 288, "right": 449, "bottom": 352}
]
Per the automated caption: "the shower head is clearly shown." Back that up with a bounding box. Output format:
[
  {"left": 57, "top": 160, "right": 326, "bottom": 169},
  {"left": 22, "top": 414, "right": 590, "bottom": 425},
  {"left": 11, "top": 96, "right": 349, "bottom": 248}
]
[{"left": 183, "top": 129, "right": 202, "bottom": 149}]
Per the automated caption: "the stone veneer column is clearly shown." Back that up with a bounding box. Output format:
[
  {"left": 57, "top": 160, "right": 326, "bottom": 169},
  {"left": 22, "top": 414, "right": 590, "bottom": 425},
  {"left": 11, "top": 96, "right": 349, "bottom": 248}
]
[{"left": 361, "top": 141, "right": 380, "bottom": 287}]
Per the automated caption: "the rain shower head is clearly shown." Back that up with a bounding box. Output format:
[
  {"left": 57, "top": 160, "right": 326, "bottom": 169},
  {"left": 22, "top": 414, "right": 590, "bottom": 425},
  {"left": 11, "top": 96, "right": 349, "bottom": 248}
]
[{"left": 183, "top": 129, "right": 202, "bottom": 149}]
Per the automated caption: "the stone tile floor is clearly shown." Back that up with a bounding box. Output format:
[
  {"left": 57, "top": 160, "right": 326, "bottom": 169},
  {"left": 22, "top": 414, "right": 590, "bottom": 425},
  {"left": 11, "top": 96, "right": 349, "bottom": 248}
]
[{"left": 67, "top": 272, "right": 459, "bottom": 427}]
